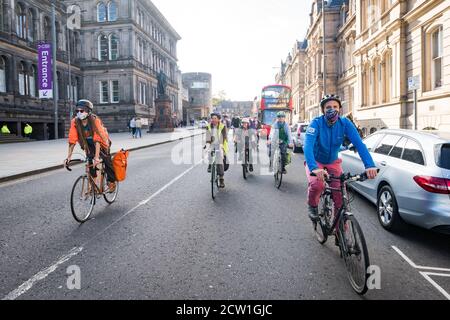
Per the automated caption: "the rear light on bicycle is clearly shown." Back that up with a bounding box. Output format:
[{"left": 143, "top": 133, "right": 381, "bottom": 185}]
[{"left": 413, "top": 176, "right": 450, "bottom": 194}]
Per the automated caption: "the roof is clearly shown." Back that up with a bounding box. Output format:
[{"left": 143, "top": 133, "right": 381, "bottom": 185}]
[{"left": 376, "top": 129, "right": 450, "bottom": 143}]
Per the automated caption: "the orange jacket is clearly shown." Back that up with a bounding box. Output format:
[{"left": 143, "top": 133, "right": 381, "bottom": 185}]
[{"left": 68, "top": 117, "right": 110, "bottom": 150}]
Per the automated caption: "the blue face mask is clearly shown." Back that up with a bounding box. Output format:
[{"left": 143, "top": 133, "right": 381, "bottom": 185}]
[{"left": 325, "top": 109, "right": 339, "bottom": 123}]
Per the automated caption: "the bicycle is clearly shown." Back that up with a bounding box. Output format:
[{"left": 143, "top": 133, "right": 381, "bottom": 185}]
[
  {"left": 310, "top": 169, "right": 378, "bottom": 295},
  {"left": 205, "top": 144, "right": 221, "bottom": 200},
  {"left": 65, "top": 155, "right": 119, "bottom": 223},
  {"left": 242, "top": 136, "right": 251, "bottom": 180},
  {"left": 271, "top": 142, "right": 292, "bottom": 189}
]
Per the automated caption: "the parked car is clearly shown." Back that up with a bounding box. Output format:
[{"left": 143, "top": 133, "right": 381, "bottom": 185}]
[
  {"left": 291, "top": 122, "right": 309, "bottom": 153},
  {"left": 340, "top": 129, "right": 450, "bottom": 234}
]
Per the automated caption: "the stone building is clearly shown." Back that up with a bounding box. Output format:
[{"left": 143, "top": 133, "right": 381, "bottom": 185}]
[
  {"left": 182, "top": 72, "right": 212, "bottom": 121},
  {"left": 0, "top": 0, "right": 83, "bottom": 140},
  {"left": 278, "top": 0, "right": 450, "bottom": 132},
  {"left": 68, "top": 0, "right": 181, "bottom": 132},
  {"left": 277, "top": 40, "right": 307, "bottom": 123}
]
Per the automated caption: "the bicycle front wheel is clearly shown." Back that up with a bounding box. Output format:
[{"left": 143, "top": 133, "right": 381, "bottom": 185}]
[
  {"left": 70, "top": 175, "right": 95, "bottom": 223},
  {"left": 211, "top": 163, "right": 217, "bottom": 200},
  {"left": 341, "top": 214, "right": 370, "bottom": 295},
  {"left": 274, "top": 151, "right": 283, "bottom": 189}
]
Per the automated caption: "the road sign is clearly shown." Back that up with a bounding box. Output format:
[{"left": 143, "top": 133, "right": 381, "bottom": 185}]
[
  {"left": 408, "top": 75, "right": 420, "bottom": 91},
  {"left": 37, "top": 43, "right": 53, "bottom": 99}
]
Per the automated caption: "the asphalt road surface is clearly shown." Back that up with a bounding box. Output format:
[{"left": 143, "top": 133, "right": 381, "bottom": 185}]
[{"left": 1, "top": 133, "right": 449, "bottom": 300}]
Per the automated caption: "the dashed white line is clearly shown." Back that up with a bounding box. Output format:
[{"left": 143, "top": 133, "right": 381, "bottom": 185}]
[
  {"left": 2, "top": 162, "right": 200, "bottom": 300},
  {"left": 2, "top": 247, "right": 84, "bottom": 300}
]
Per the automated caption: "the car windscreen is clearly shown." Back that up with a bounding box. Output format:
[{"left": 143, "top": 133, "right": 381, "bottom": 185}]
[{"left": 436, "top": 143, "right": 450, "bottom": 170}]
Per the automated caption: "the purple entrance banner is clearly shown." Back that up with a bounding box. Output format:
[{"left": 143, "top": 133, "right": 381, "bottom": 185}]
[{"left": 37, "top": 43, "right": 53, "bottom": 99}]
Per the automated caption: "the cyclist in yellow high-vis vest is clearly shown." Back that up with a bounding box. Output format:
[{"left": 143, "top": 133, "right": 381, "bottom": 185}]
[{"left": 206, "top": 113, "right": 229, "bottom": 188}]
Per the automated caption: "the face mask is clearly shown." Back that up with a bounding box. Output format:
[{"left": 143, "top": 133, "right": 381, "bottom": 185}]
[
  {"left": 325, "top": 109, "right": 339, "bottom": 124},
  {"left": 77, "top": 111, "right": 88, "bottom": 120}
]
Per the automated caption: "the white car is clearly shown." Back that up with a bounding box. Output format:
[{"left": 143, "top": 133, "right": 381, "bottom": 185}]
[
  {"left": 198, "top": 120, "right": 208, "bottom": 129},
  {"left": 291, "top": 122, "right": 309, "bottom": 153}
]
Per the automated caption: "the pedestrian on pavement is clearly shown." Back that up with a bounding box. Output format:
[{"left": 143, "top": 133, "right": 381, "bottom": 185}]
[
  {"left": 65, "top": 99, "right": 117, "bottom": 192},
  {"left": 24, "top": 123, "right": 33, "bottom": 138},
  {"left": 1, "top": 123, "right": 10, "bottom": 134},
  {"left": 303, "top": 94, "right": 378, "bottom": 222},
  {"left": 135, "top": 117, "right": 142, "bottom": 138},
  {"left": 130, "top": 117, "right": 136, "bottom": 138}
]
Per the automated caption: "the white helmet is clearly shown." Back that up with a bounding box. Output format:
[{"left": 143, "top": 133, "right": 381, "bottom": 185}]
[{"left": 241, "top": 118, "right": 250, "bottom": 124}]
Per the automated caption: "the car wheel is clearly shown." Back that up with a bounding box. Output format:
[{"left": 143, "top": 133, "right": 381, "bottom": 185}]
[{"left": 377, "top": 185, "right": 402, "bottom": 232}]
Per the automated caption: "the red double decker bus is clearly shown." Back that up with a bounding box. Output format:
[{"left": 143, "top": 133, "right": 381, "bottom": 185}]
[{"left": 259, "top": 84, "right": 293, "bottom": 138}]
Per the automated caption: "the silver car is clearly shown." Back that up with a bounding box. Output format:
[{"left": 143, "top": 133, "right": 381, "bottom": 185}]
[
  {"left": 340, "top": 129, "right": 450, "bottom": 234},
  {"left": 291, "top": 122, "right": 309, "bottom": 153}
]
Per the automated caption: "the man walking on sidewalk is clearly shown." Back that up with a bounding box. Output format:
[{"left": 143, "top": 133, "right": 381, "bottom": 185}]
[
  {"left": 135, "top": 118, "right": 142, "bottom": 138},
  {"left": 129, "top": 117, "right": 136, "bottom": 138}
]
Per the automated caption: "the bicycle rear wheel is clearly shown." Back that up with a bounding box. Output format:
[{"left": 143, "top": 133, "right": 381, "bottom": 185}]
[
  {"left": 103, "top": 176, "right": 119, "bottom": 204},
  {"left": 71, "top": 175, "right": 95, "bottom": 223},
  {"left": 341, "top": 214, "right": 370, "bottom": 295}
]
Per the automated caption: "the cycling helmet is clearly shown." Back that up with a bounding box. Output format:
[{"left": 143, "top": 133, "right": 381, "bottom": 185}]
[
  {"left": 320, "top": 94, "right": 342, "bottom": 110},
  {"left": 241, "top": 118, "right": 250, "bottom": 124},
  {"left": 210, "top": 112, "right": 221, "bottom": 119},
  {"left": 76, "top": 99, "right": 94, "bottom": 113},
  {"left": 276, "top": 111, "right": 286, "bottom": 118}
]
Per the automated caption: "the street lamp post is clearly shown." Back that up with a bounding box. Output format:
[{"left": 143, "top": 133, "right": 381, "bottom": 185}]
[{"left": 322, "top": 0, "right": 327, "bottom": 99}]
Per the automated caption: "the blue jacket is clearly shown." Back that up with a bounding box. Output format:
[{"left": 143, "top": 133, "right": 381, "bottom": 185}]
[{"left": 304, "top": 116, "right": 376, "bottom": 172}]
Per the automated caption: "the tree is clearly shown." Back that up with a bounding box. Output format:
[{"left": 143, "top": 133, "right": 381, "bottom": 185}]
[{"left": 212, "top": 90, "right": 227, "bottom": 107}]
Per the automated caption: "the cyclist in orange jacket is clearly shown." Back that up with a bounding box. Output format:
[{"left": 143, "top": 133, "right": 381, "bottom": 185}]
[{"left": 64, "top": 99, "right": 117, "bottom": 191}]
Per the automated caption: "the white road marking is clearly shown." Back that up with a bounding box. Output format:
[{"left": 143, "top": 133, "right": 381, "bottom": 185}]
[
  {"left": 392, "top": 246, "right": 450, "bottom": 300},
  {"left": 419, "top": 272, "right": 450, "bottom": 300},
  {"left": 2, "top": 163, "right": 200, "bottom": 300},
  {"left": 2, "top": 247, "right": 83, "bottom": 300}
]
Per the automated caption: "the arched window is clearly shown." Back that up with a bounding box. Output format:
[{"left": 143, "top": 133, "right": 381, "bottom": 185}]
[
  {"left": 109, "top": 34, "right": 119, "bottom": 60},
  {"left": 98, "top": 34, "right": 108, "bottom": 60},
  {"left": 97, "top": 2, "right": 107, "bottom": 22},
  {"left": 44, "top": 17, "right": 51, "bottom": 41},
  {"left": 27, "top": 9, "right": 35, "bottom": 42},
  {"left": 18, "top": 62, "right": 26, "bottom": 95},
  {"left": 0, "top": 57, "right": 6, "bottom": 93},
  {"left": 384, "top": 51, "right": 392, "bottom": 102},
  {"left": 15, "top": 3, "right": 26, "bottom": 39},
  {"left": 107, "top": 1, "right": 117, "bottom": 21},
  {"left": 29, "top": 65, "right": 37, "bottom": 97}
]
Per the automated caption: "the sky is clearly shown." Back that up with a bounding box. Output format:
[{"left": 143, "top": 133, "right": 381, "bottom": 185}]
[{"left": 151, "top": 0, "right": 312, "bottom": 101}]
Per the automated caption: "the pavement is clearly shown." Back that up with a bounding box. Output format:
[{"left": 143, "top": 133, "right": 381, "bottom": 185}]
[{"left": 0, "top": 127, "right": 205, "bottom": 183}]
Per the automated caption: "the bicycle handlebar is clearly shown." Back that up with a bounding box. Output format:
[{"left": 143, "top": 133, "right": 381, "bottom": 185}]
[{"left": 310, "top": 169, "right": 380, "bottom": 182}]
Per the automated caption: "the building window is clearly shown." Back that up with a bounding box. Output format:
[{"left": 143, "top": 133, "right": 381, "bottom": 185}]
[
  {"left": 385, "top": 52, "right": 392, "bottom": 102},
  {"left": 139, "top": 82, "right": 146, "bottom": 105},
  {"left": 97, "top": 3, "right": 107, "bottom": 22},
  {"left": 109, "top": 34, "right": 119, "bottom": 60},
  {"left": 27, "top": 9, "right": 35, "bottom": 42},
  {"left": 377, "top": 60, "right": 383, "bottom": 104},
  {"left": 44, "top": 17, "right": 51, "bottom": 41},
  {"left": 107, "top": 1, "right": 117, "bottom": 21},
  {"left": 98, "top": 34, "right": 108, "bottom": 60},
  {"left": 15, "top": 3, "right": 26, "bottom": 39},
  {"left": 0, "top": 57, "right": 6, "bottom": 93},
  {"left": 29, "top": 65, "right": 37, "bottom": 97},
  {"left": 100, "top": 81, "right": 109, "bottom": 103},
  {"left": 18, "top": 62, "right": 26, "bottom": 95},
  {"left": 432, "top": 26, "right": 443, "bottom": 89},
  {"left": 111, "top": 80, "right": 119, "bottom": 103}
]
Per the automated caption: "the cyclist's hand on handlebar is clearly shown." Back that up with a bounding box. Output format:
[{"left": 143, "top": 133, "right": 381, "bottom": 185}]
[
  {"left": 93, "top": 157, "right": 102, "bottom": 166},
  {"left": 312, "top": 169, "right": 328, "bottom": 182},
  {"left": 366, "top": 167, "right": 378, "bottom": 179}
]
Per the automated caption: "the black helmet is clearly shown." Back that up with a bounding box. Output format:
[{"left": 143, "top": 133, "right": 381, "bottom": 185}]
[
  {"left": 320, "top": 94, "right": 342, "bottom": 110},
  {"left": 76, "top": 99, "right": 94, "bottom": 112}
]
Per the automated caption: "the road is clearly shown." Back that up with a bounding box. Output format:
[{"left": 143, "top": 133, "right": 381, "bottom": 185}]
[{"left": 1, "top": 133, "right": 449, "bottom": 300}]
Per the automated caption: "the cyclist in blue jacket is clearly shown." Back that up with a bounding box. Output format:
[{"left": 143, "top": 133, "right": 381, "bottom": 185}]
[{"left": 304, "top": 95, "right": 378, "bottom": 221}]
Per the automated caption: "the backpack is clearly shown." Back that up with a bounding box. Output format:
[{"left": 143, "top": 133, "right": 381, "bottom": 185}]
[{"left": 112, "top": 149, "right": 129, "bottom": 182}]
